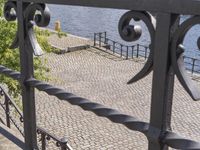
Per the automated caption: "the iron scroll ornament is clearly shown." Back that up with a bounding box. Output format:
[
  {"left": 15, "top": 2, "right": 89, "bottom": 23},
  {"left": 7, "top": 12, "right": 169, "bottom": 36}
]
[
  {"left": 4, "top": 1, "right": 50, "bottom": 56},
  {"left": 118, "top": 10, "right": 156, "bottom": 83},
  {"left": 171, "top": 16, "right": 200, "bottom": 100},
  {"left": 121, "top": 12, "right": 200, "bottom": 101}
]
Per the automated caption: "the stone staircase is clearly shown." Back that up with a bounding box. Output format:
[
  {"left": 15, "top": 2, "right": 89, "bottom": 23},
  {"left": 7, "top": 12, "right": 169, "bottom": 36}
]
[{"left": 0, "top": 123, "right": 24, "bottom": 150}]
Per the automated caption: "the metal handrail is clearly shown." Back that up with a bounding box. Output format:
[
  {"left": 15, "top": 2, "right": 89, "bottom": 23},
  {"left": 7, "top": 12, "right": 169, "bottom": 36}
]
[
  {"left": 0, "top": 65, "right": 200, "bottom": 149},
  {"left": 2, "top": 1, "right": 200, "bottom": 149},
  {"left": 0, "top": 86, "right": 72, "bottom": 150},
  {"left": 37, "top": 127, "right": 73, "bottom": 150},
  {"left": 0, "top": 122, "right": 25, "bottom": 149},
  {"left": 0, "top": 87, "right": 24, "bottom": 136},
  {"left": 94, "top": 32, "right": 150, "bottom": 60},
  {"left": 94, "top": 32, "right": 200, "bottom": 74}
]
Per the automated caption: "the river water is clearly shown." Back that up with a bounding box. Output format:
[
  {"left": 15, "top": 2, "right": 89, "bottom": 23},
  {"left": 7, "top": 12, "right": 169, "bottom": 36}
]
[{"left": 48, "top": 5, "right": 200, "bottom": 71}]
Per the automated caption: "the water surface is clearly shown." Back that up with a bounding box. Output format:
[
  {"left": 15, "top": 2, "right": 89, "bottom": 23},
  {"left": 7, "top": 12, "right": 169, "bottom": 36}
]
[{"left": 48, "top": 5, "right": 200, "bottom": 71}]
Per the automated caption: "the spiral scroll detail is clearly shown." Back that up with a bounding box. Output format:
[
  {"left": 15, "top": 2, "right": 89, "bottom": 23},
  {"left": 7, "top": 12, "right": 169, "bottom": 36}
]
[
  {"left": 171, "top": 16, "right": 200, "bottom": 100},
  {"left": 118, "top": 11, "right": 156, "bottom": 84}
]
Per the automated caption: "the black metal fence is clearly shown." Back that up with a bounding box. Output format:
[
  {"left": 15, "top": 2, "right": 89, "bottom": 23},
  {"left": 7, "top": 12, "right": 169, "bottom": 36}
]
[
  {"left": 94, "top": 32, "right": 150, "bottom": 60},
  {"left": 1, "top": 0, "right": 200, "bottom": 150},
  {"left": 0, "top": 86, "right": 72, "bottom": 150},
  {"left": 184, "top": 56, "right": 200, "bottom": 74},
  {"left": 94, "top": 32, "right": 200, "bottom": 74},
  {"left": 94, "top": 32, "right": 149, "bottom": 60}
]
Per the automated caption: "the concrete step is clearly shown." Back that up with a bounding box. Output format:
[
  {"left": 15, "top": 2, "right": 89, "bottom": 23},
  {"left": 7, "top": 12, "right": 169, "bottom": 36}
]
[{"left": 0, "top": 123, "right": 24, "bottom": 150}]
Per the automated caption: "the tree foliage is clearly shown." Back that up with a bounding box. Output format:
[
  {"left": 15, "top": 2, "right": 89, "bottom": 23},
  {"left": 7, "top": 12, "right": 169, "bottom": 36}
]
[
  {"left": 0, "top": 1, "right": 52, "bottom": 98},
  {"left": 0, "top": 0, "right": 3, "bottom": 17}
]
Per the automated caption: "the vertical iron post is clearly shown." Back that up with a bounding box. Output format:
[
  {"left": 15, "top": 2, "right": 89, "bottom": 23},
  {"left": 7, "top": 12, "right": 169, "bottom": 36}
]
[
  {"left": 192, "top": 59, "right": 195, "bottom": 74},
  {"left": 136, "top": 44, "right": 139, "bottom": 58},
  {"left": 132, "top": 46, "right": 134, "bottom": 59},
  {"left": 94, "top": 33, "right": 96, "bottom": 46},
  {"left": 113, "top": 41, "right": 115, "bottom": 54},
  {"left": 126, "top": 46, "right": 129, "bottom": 60},
  {"left": 99, "top": 33, "right": 102, "bottom": 47},
  {"left": 5, "top": 95, "right": 10, "bottom": 128},
  {"left": 120, "top": 44, "right": 123, "bottom": 57},
  {"left": 104, "top": 32, "right": 107, "bottom": 44},
  {"left": 148, "top": 13, "right": 178, "bottom": 150},
  {"left": 105, "top": 38, "right": 108, "bottom": 45},
  {"left": 17, "top": 1, "right": 38, "bottom": 149}
]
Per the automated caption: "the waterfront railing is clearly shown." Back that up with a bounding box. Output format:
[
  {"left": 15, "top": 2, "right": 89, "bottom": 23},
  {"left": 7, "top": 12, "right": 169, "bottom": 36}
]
[
  {"left": 2, "top": 0, "right": 200, "bottom": 149},
  {"left": 0, "top": 86, "right": 72, "bottom": 150},
  {"left": 94, "top": 32, "right": 200, "bottom": 75},
  {"left": 94, "top": 32, "right": 150, "bottom": 60}
]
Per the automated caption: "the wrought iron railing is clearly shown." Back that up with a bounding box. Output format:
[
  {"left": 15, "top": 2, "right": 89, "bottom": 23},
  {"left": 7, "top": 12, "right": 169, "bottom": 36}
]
[
  {"left": 94, "top": 32, "right": 200, "bottom": 75},
  {"left": 0, "top": 86, "right": 24, "bottom": 136},
  {"left": 37, "top": 127, "right": 72, "bottom": 150},
  {"left": 1, "top": 0, "right": 200, "bottom": 149},
  {"left": 94, "top": 32, "right": 150, "bottom": 60},
  {"left": 184, "top": 56, "right": 200, "bottom": 74},
  {"left": 0, "top": 85, "right": 72, "bottom": 150}
]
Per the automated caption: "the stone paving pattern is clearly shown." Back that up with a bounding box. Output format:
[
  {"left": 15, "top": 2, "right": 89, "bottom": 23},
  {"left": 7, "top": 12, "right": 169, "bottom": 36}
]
[
  {"left": 48, "top": 34, "right": 93, "bottom": 49},
  {"left": 1, "top": 33, "right": 200, "bottom": 149},
  {"left": 0, "top": 122, "right": 22, "bottom": 150},
  {"left": 35, "top": 46, "right": 200, "bottom": 149},
  {"left": 0, "top": 135, "right": 21, "bottom": 150}
]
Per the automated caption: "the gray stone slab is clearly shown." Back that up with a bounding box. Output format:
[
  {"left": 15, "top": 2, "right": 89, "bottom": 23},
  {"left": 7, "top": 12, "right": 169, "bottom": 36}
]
[{"left": 34, "top": 48, "right": 200, "bottom": 149}]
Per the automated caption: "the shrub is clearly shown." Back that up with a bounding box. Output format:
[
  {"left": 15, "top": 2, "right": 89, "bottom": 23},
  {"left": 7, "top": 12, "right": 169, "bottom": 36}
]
[{"left": 0, "top": 19, "right": 51, "bottom": 98}]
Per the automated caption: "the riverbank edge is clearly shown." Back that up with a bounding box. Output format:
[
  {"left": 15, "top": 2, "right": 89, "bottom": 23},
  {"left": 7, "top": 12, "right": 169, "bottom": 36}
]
[{"left": 40, "top": 27, "right": 200, "bottom": 80}]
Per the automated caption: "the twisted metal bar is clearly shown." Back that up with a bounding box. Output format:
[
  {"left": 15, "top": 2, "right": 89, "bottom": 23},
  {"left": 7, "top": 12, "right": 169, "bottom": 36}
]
[
  {"left": 26, "top": 78, "right": 200, "bottom": 149},
  {"left": 163, "top": 131, "right": 200, "bottom": 149},
  {"left": 26, "top": 78, "right": 149, "bottom": 134},
  {"left": 0, "top": 65, "right": 21, "bottom": 81},
  {"left": 1, "top": 65, "right": 200, "bottom": 148}
]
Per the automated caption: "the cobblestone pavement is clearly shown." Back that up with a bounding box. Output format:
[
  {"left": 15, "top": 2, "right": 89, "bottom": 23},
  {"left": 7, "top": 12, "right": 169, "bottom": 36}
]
[
  {"left": 48, "top": 34, "right": 93, "bottom": 49},
  {"left": 1, "top": 33, "right": 200, "bottom": 149},
  {"left": 0, "top": 135, "right": 21, "bottom": 150},
  {"left": 0, "top": 123, "right": 22, "bottom": 150},
  {"left": 34, "top": 46, "right": 200, "bottom": 150}
]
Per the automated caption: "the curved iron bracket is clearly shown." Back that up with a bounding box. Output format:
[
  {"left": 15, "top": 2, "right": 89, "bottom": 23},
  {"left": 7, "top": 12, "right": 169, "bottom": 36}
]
[
  {"left": 118, "top": 10, "right": 156, "bottom": 84},
  {"left": 4, "top": 1, "right": 50, "bottom": 56},
  {"left": 171, "top": 16, "right": 200, "bottom": 100},
  {"left": 122, "top": 12, "right": 200, "bottom": 101}
]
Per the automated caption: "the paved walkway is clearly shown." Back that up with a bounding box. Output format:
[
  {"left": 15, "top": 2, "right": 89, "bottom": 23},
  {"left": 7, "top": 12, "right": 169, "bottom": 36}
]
[
  {"left": 1, "top": 33, "right": 200, "bottom": 149},
  {"left": 0, "top": 135, "right": 21, "bottom": 150},
  {"left": 35, "top": 37, "right": 200, "bottom": 149},
  {"left": 48, "top": 33, "right": 93, "bottom": 49},
  {"left": 0, "top": 123, "right": 23, "bottom": 150}
]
